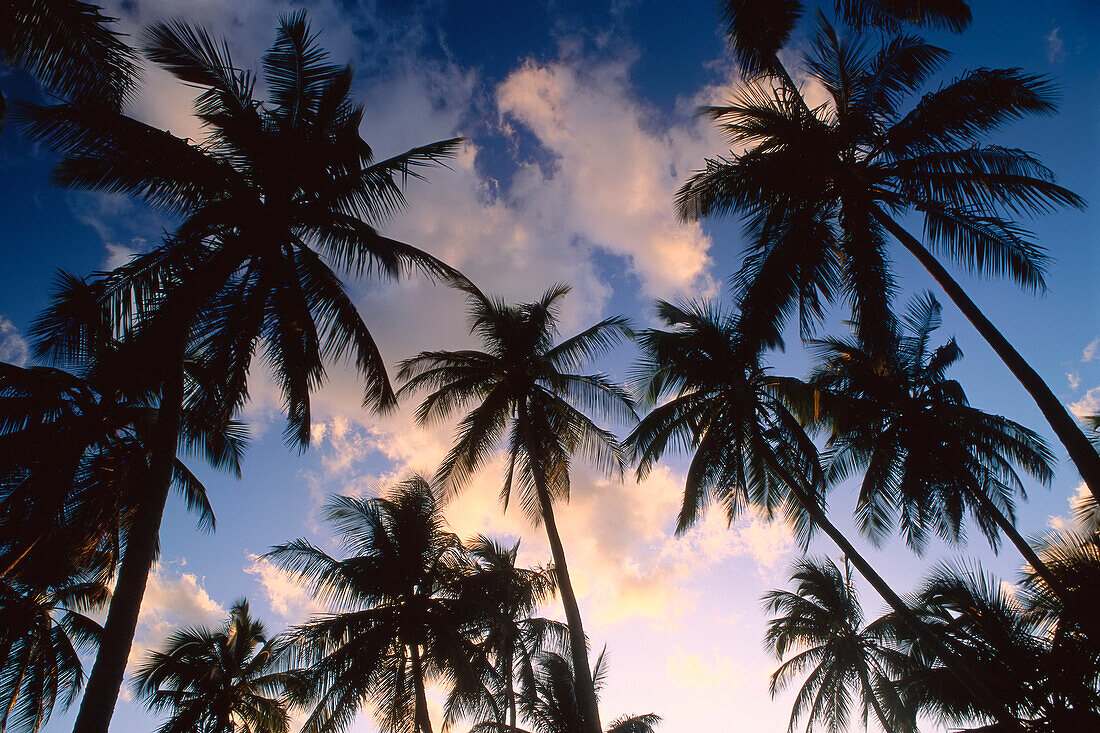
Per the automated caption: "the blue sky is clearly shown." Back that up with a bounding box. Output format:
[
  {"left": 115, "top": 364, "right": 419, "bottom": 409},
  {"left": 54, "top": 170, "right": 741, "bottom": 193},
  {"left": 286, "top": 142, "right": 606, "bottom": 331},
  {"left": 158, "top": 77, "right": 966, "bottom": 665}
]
[{"left": 1, "top": 1, "right": 1098, "bottom": 731}]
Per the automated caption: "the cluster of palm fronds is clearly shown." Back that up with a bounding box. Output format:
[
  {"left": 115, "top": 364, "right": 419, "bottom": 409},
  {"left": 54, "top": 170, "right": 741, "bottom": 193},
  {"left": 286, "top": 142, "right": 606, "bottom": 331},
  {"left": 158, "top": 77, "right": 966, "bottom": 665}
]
[{"left": 2, "top": 1, "right": 1098, "bottom": 732}]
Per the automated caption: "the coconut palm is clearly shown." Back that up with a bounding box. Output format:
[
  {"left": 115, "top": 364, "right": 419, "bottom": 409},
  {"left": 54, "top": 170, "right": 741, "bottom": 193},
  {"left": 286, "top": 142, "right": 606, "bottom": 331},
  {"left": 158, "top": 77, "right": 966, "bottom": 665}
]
[
  {"left": 0, "top": 569, "right": 106, "bottom": 733},
  {"left": 626, "top": 298, "right": 1020, "bottom": 728},
  {"left": 445, "top": 536, "right": 566, "bottom": 733},
  {"left": 898, "top": 562, "right": 1100, "bottom": 731},
  {"left": 677, "top": 14, "right": 1098, "bottom": 502},
  {"left": 0, "top": 274, "right": 237, "bottom": 585},
  {"left": 132, "top": 599, "right": 296, "bottom": 733},
  {"left": 268, "top": 477, "right": 486, "bottom": 733},
  {"left": 763, "top": 557, "right": 915, "bottom": 733},
  {"left": 0, "top": 0, "right": 136, "bottom": 127},
  {"left": 18, "top": 14, "right": 461, "bottom": 729},
  {"left": 398, "top": 276, "right": 635, "bottom": 733},
  {"left": 800, "top": 292, "right": 1062, "bottom": 595}
]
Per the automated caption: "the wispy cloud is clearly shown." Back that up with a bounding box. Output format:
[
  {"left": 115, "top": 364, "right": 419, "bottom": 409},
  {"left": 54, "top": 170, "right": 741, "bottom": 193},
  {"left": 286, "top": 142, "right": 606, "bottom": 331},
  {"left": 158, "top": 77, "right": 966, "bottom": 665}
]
[{"left": 1045, "top": 27, "right": 1066, "bottom": 64}]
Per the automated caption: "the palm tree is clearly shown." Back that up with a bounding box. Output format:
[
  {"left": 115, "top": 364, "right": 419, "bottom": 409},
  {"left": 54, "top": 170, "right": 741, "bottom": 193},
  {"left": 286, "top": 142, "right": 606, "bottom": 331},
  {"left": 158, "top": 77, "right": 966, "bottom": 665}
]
[
  {"left": 397, "top": 276, "right": 635, "bottom": 733},
  {"left": 800, "top": 292, "right": 1063, "bottom": 594},
  {"left": 0, "top": 274, "right": 237, "bottom": 586},
  {"left": 626, "top": 298, "right": 1021, "bottom": 729},
  {"left": 132, "top": 599, "right": 296, "bottom": 733},
  {"left": 0, "top": 569, "right": 107, "bottom": 732},
  {"left": 763, "top": 557, "right": 915, "bottom": 733},
  {"left": 445, "top": 536, "right": 566, "bottom": 733},
  {"left": 898, "top": 562, "right": 1100, "bottom": 731},
  {"left": 268, "top": 476, "right": 485, "bottom": 733},
  {"left": 677, "top": 14, "right": 1098, "bottom": 501},
  {"left": 0, "top": 0, "right": 136, "bottom": 127},
  {"left": 471, "top": 650, "right": 660, "bottom": 733},
  {"left": 18, "top": 14, "right": 461, "bottom": 730}
]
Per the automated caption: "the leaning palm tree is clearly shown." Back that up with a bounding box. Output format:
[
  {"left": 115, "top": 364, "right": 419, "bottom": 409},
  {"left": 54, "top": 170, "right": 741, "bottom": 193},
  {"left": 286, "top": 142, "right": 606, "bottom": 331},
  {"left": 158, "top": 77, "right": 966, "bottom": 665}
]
[
  {"left": 677, "top": 14, "right": 1098, "bottom": 501},
  {"left": 764, "top": 557, "right": 915, "bottom": 733},
  {"left": 268, "top": 477, "right": 485, "bottom": 733},
  {"left": 0, "top": 0, "right": 136, "bottom": 127},
  {"left": 398, "top": 276, "right": 635, "bottom": 733},
  {"left": 18, "top": 14, "right": 461, "bottom": 730},
  {"left": 0, "top": 569, "right": 106, "bottom": 733},
  {"left": 445, "top": 536, "right": 566, "bottom": 733},
  {"left": 800, "top": 292, "right": 1062, "bottom": 594},
  {"left": 132, "top": 599, "right": 295, "bottom": 733},
  {"left": 626, "top": 298, "right": 1020, "bottom": 728}
]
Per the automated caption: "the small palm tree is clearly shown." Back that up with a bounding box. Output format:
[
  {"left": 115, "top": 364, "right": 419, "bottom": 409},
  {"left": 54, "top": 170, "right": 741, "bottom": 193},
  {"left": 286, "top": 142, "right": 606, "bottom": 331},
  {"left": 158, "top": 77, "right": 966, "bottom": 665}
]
[
  {"left": 445, "top": 536, "right": 566, "bottom": 733},
  {"left": 678, "top": 13, "right": 1098, "bottom": 502},
  {"left": 398, "top": 275, "right": 635, "bottom": 733},
  {"left": 764, "top": 557, "right": 915, "bottom": 733},
  {"left": 0, "top": 0, "right": 136, "bottom": 127},
  {"left": 0, "top": 569, "right": 107, "bottom": 733},
  {"left": 18, "top": 15, "right": 461, "bottom": 729},
  {"left": 132, "top": 599, "right": 295, "bottom": 733},
  {"left": 268, "top": 477, "right": 484, "bottom": 733},
  {"left": 626, "top": 298, "right": 1018, "bottom": 727},
  {"left": 801, "top": 292, "right": 1061, "bottom": 594}
]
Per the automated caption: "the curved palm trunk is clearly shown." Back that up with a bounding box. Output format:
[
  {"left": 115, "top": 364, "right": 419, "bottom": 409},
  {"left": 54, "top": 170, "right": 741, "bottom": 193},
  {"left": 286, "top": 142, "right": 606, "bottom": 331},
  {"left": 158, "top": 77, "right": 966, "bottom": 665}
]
[
  {"left": 521, "top": 425, "right": 601, "bottom": 733},
  {"left": 410, "top": 644, "right": 433, "bottom": 733},
  {"left": 875, "top": 212, "right": 1100, "bottom": 502},
  {"left": 72, "top": 352, "right": 186, "bottom": 733},
  {"left": 763, "top": 453, "right": 1024, "bottom": 731}
]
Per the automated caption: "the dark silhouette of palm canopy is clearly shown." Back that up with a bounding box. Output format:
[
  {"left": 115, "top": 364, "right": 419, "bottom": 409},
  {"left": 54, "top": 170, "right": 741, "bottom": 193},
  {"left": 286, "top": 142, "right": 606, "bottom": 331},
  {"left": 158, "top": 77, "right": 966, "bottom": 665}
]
[
  {"left": 445, "top": 536, "right": 565, "bottom": 733},
  {"left": 0, "top": 569, "right": 106, "bottom": 733},
  {"left": 268, "top": 477, "right": 486, "bottom": 733},
  {"left": 899, "top": 562, "right": 1100, "bottom": 731},
  {"left": 0, "top": 0, "right": 136, "bottom": 127},
  {"left": 398, "top": 276, "right": 635, "bottom": 733},
  {"left": 764, "top": 557, "right": 915, "bottom": 733},
  {"left": 626, "top": 299, "right": 1021, "bottom": 729},
  {"left": 0, "top": 274, "right": 239, "bottom": 587},
  {"left": 799, "top": 292, "right": 1063, "bottom": 596},
  {"left": 17, "top": 13, "right": 461, "bottom": 731},
  {"left": 677, "top": 15, "right": 1099, "bottom": 503},
  {"left": 132, "top": 600, "right": 295, "bottom": 733}
]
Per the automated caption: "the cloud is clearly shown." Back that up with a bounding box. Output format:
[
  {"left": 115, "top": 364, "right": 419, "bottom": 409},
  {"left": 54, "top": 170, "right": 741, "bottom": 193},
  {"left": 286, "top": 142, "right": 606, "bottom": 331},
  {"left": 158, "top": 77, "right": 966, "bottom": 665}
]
[
  {"left": 1082, "top": 337, "right": 1099, "bottom": 363},
  {"left": 0, "top": 317, "right": 28, "bottom": 366},
  {"left": 1068, "top": 386, "right": 1100, "bottom": 420},
  {"left": 1067, "top": 371, "right": 1081, "bottom": 390},
  {"left": 244, "top": 553, "right": 326, "bottom": 622},
  {"left": 1045, "top": 27, "right": 1066, "bottom": 64},
  {"left": 130, "top": 563, "right": 225, "bottom": 670}
]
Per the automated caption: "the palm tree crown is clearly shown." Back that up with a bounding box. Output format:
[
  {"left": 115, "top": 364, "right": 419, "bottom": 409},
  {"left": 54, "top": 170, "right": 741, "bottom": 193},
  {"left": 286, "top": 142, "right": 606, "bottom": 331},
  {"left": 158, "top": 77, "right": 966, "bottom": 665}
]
[{"left": 132, "top": 599, "right": 295, "bottom": 733}]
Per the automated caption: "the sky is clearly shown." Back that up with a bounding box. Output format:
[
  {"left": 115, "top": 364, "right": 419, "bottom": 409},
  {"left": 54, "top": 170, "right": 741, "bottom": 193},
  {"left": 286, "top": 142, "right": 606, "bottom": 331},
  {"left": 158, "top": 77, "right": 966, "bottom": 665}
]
[{"left": 1, "top": 0, "right": 1098, "bottom": 731}]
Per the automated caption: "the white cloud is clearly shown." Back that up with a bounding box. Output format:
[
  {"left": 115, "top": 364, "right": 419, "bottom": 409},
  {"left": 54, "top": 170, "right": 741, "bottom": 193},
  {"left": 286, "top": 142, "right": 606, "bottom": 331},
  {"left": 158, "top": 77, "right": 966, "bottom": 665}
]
[
  {"left": 130, "top": 563, "right": 225, "bottom": 670},
  {"left": 0, "top": 317, "right": 28, "bottom": 366},
  {"left": 244, "top": 553, "right": 325, "bottom": 622},
  {"left": 1045, "top": 27, "right": 1066, "bottom": 64},
  {"left": 1082, "top": 337, "right": 1099, "bottom": 363},
  {"left": 1068, "top": 385, "right": 1100, "bottom": 420},
  {"left": 1067, "top": 371, "right": 1081, "bottom": 390}
]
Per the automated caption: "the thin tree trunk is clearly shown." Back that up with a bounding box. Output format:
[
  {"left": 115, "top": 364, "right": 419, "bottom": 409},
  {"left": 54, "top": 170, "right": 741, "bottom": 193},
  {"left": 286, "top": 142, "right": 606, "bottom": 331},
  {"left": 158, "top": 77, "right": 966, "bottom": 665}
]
[
  {"left": 410, "top": 644, "right": 433, "bottom": 733},
  {"left": 763, "top": 453, "right": 1024, "bottom": 731},
  {"left": 875, "top": 211, "right": 1100, "bottom": 502},
  {"left": 504, "top": 647, "right": 517, "bottom": 731},
  {"left": 0, "top": 538, "right": 38, "bottom": 580},
  {"left": 521, "top": 424, "right": 601, "bottom": 733},
  {"left": 72, "top": 351, "right": 186, "bottom": 733}
]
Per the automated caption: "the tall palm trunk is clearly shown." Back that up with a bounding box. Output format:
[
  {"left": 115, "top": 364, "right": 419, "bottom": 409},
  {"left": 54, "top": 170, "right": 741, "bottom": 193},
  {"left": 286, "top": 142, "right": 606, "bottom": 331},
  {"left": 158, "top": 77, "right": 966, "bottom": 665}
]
[
  {"left": 762, "top": 452, "right": 1025, "bottom": 731},
  {"left": 72, "top": 349, "right": 186, "bottom": 733},
  {"left": 874, "top": 212, "right": 1100, "bottom": 502},
  {"left": 521, "top": 424, "right": 601, "bottom": 733},
  {"left": 410, "top": 644, "right": 433, "bottom": 733}
]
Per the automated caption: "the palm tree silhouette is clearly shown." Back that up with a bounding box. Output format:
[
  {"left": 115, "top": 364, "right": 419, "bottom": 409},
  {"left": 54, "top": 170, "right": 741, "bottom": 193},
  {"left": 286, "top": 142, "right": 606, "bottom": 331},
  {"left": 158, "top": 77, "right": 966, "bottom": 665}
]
[
  {"left": 445, "top": 536, "right": 566, "bottom": 733},
  {"left": 132, "top": 599, "right": 296, "bottom": 733},
  {"left": 18, "top": 14, "right": 462, "bottom": 730},
  {"left": 268, "top": 477, "right": 485, "bottom": 733},
  {"left": 799, "top": 292, "right": 1063, "bottom": 595},
  {"left": 764, "top": 557, "right": 915, "bottom": 733},
  {"left": 0, "top": 568, "right": 107, "bottom": 733},
  {"left": 398, "top": 275, "right": 635, "bottom": 733},
  {"left": 677, "top": 14, "right": 1098, "bottom": 502},
  {"left": 0, "top": 0, "right": 136, "bottom": 127},
  {"left": 626, "top": 298, "right": 1020, "bottom": 728}
]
